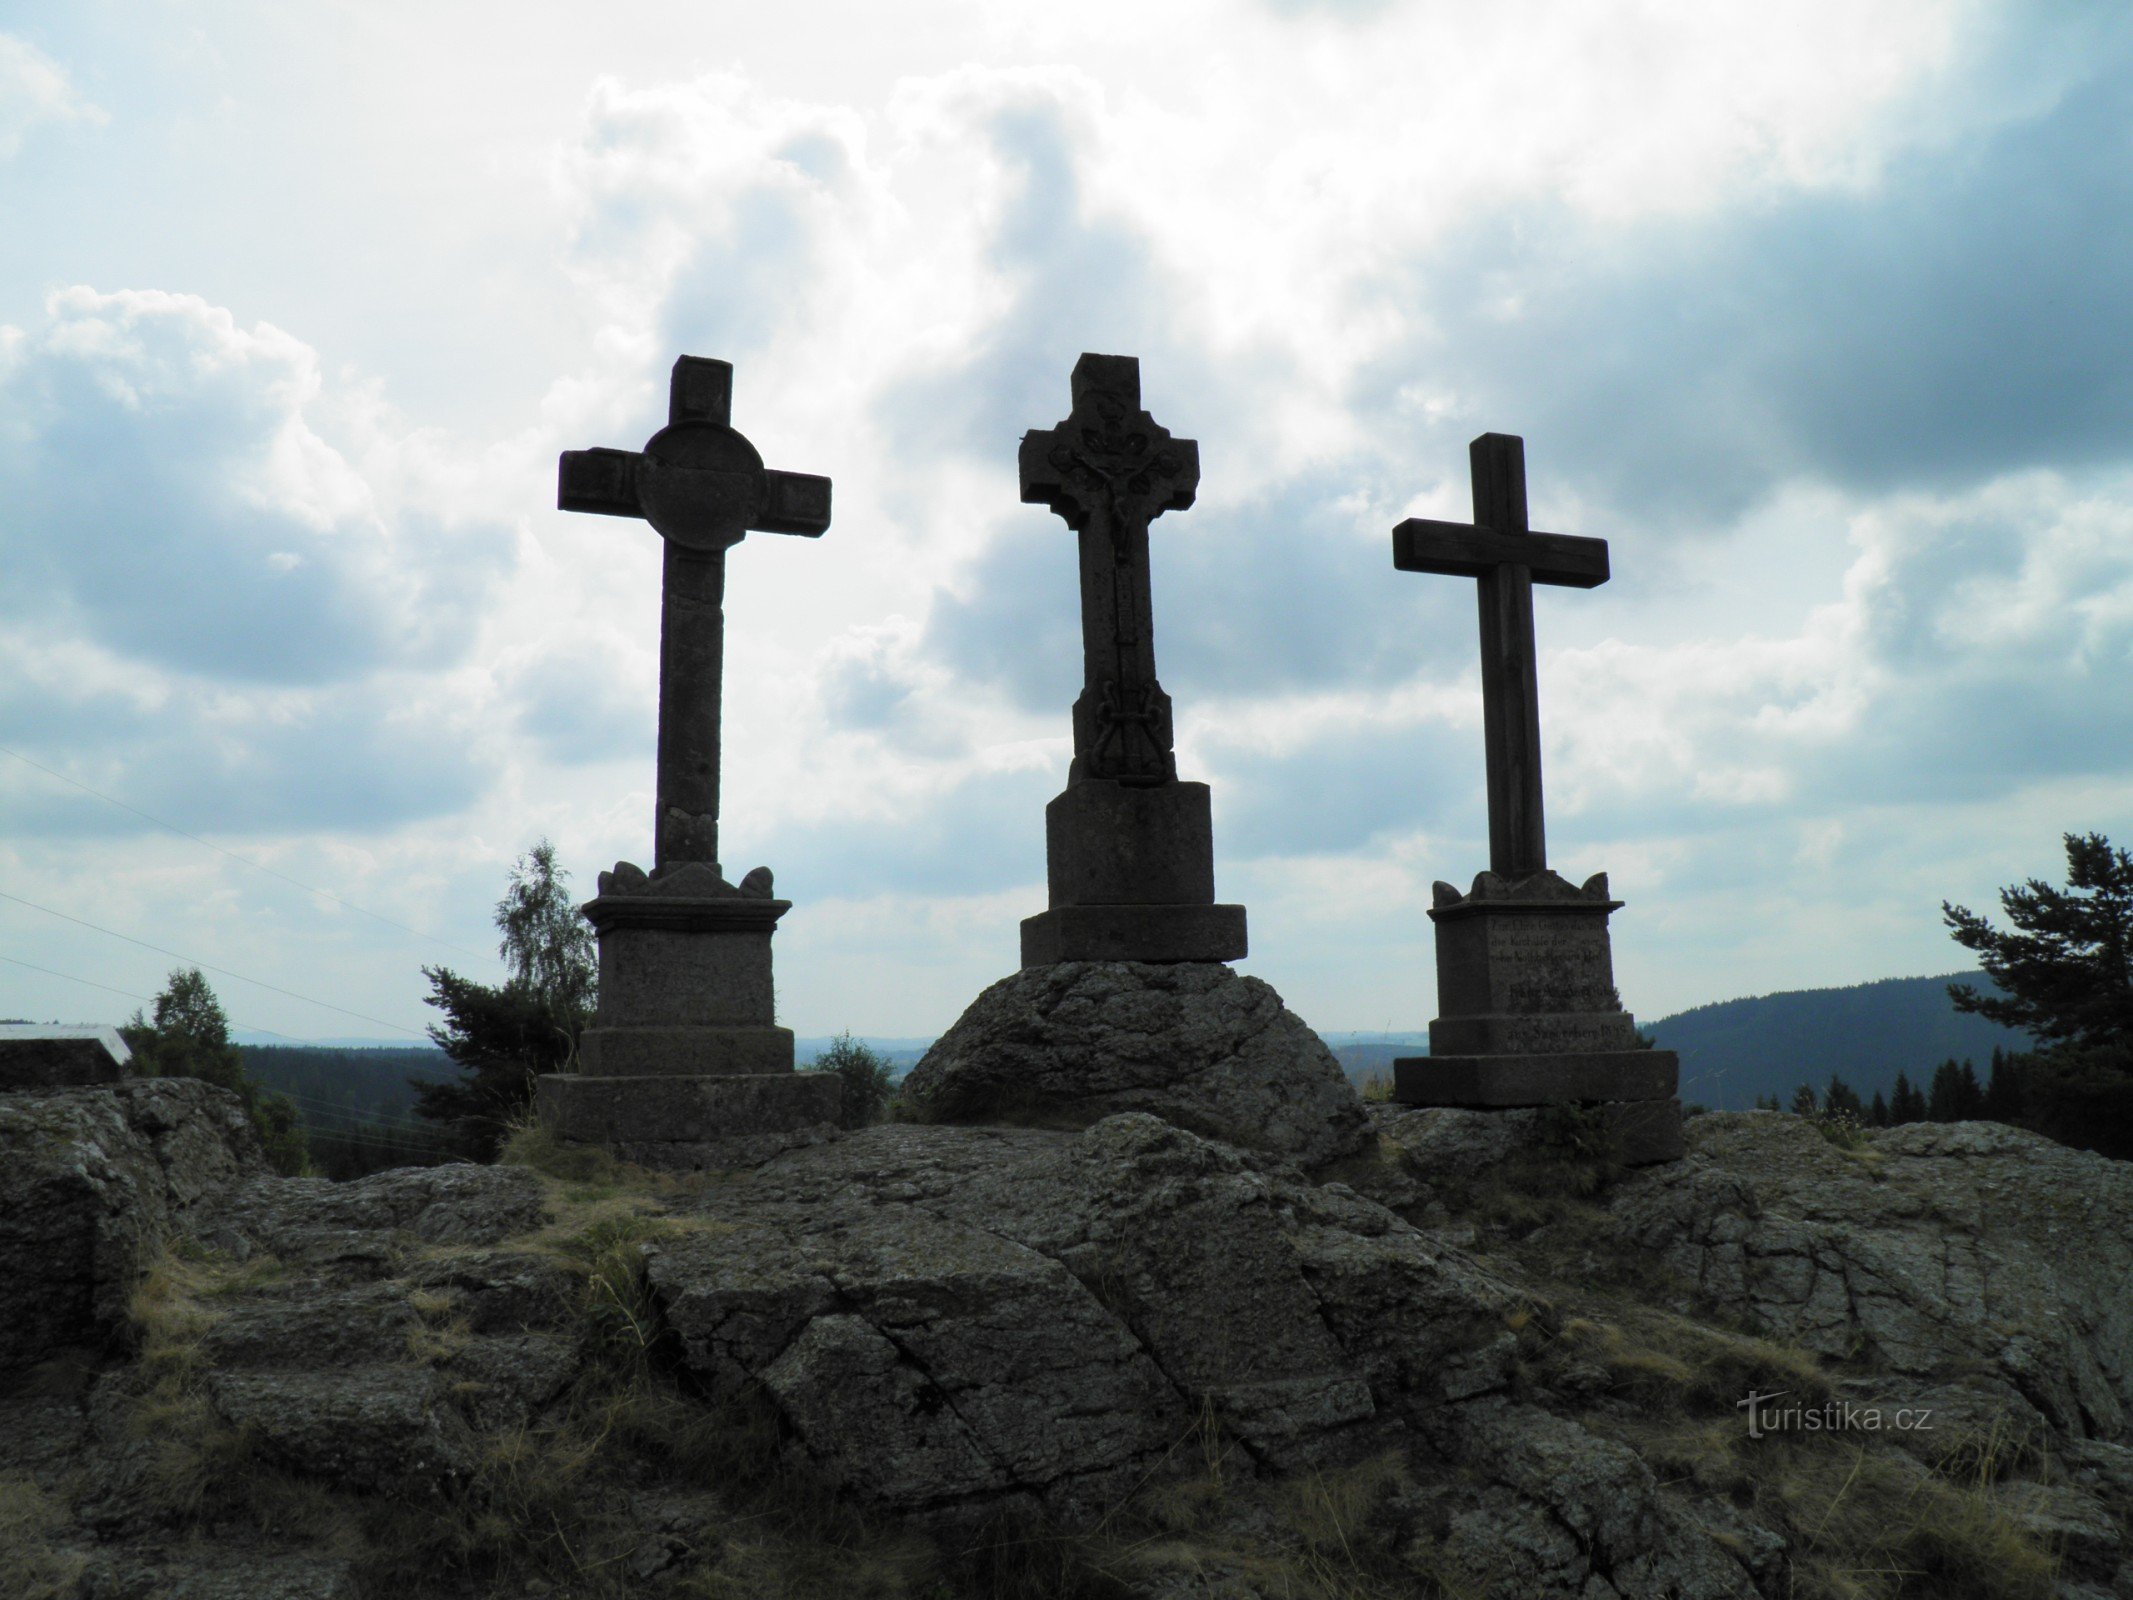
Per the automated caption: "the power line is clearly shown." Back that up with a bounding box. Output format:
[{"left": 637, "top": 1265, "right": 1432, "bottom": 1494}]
[
  {"left": 0, "top": 952, "right": 349, "bottom": 1044},
  {"left": 0, "top": 743, "right": 490, "bottom": 961},
  {"left": 0, "top": 893, "right": 429, "bottom": 1038}
]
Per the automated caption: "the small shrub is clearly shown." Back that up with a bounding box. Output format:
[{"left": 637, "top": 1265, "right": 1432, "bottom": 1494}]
[
  {"left": 1813, "top": 1109, "right": 1875, "bottom": 1153},
  {"left": 810, "top": 1033, "right": 899, "bottom": 1129}
]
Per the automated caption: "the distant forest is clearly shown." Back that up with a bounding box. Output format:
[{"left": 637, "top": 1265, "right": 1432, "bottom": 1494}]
[
  {"left": 1330, "top": 972, "right": 2033, "bottom": 1111},
  {"left": 246, "top": 974, "right": 2031, "bottom": 1176},
  {"left": 239, "top": 1044, "right": 456, "bottom": 1178},
  {"left": 1642, "top": 970, "right": 2033, "bottom": 1111}
]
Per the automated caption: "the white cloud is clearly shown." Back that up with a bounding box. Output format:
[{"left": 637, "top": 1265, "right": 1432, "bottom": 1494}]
[{"left": 0, "top": 34, "right": 104, "bottom": 158}]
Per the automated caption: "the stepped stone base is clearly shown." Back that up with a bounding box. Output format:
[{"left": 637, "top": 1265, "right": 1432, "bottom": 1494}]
[
  {"left": 1020, "top": 903, "right": 1247, "bottom": 965},
  {"left": 1393, "top": 1050, "right": 1679, "bottom": 1108},
  {"left": 538, "top": 1070, "right": 843, "bottom": 1170},
  {"left": 1392, "top": 1055, "right": 1683, "bottom": 1167},
  {"left": 578, "top": 1025, "right": 794, "bottom": 1077}
]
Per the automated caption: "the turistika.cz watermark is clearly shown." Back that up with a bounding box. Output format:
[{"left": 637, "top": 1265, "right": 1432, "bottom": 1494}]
[{"left": 1736, "top": 1391, "right": 1935, "bottom": 1440}]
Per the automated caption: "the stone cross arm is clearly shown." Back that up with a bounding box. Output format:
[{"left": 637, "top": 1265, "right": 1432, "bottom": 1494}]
[
  {"left": 559, "top": 449, "right": 831, "bottom": 537},
  {"left": 1392, "top": 519, "right": 1609, "bottom": 588},
  {"left": 554, "top": 354, "right": 830, "bottom": 874},
  {"left": 1391, "top": 431, "right": 1610, "bottom": 880},
  {"left": 557, "top": 357, "right": 831, "bottom": 548}
]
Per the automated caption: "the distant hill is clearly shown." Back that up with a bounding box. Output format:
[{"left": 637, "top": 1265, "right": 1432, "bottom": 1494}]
[{"left": 1644, "top": 971, "right": 2036, "bottom": 1110}]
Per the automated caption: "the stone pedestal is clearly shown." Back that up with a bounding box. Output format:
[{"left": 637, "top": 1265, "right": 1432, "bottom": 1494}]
[
  {"left": 1020, "top": 780, "right": 1247, "bottom": 965},
  {"left": 1393, "top": 869, "right": 1681, "bottom": 1164},
  {"left": 537, "top": 860, "right": 841, "bottom": 1168}
]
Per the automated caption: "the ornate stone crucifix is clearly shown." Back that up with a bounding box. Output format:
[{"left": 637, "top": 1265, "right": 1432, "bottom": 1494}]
[
  {"left": 1015, "top": 354, "right": 1244, "bottom": 967},
  {"left": 1019, "top": 353, "right": 1199, "bottom": 786},
  {"left": 1393, "top": 433, "right": 1608, "bottom": 878},
  {"left": 559, "top": 356, "right": 830, "bottom": 875}
]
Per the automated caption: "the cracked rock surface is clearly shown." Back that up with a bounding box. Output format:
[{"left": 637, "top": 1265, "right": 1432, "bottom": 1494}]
[
  {"left": 0, "top": 1078, "right": 265, "bottom": 1371},
  {"left": 899, "top": 961, "right": 1371, "bottom": 1167},
  {"left": 1609, "top": 1112, "right": 2133, "bottom": 1439},
  {"left": 7, "top": 1081, "right": 2131, "bottom": 1598}
]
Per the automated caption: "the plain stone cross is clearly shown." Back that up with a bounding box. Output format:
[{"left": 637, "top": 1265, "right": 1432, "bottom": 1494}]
[
  {"left": 1020, "top": 353, "right": 1199, "bottom": 786},
  {"left": 559, "top": 356, "right": 830, "bottom": 871},
  {"left": 1394, "top": 433, "right": 1609, "bottom": 878}
]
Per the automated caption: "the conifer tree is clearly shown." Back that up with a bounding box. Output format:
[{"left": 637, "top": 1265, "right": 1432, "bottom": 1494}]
[
  {"left": 1890, "top": 1070, "right": 1926, "bottom": 1124},
  {"left": 1823, "top": 1075, "right": 1864, "bottom": 1119},
  {"left": 1926, "top": 1058, "right": 1985, "bottom": 1121},
  {"left": 1868, "top": 1090, "right": 1890, "bottom": 1127},
  {"left": 1789, "top": 1083, "right": 1819, "bottom": 1116},
  {"left": 1982, "top": 1048, "right": 2025, "bottom": 1122},
  {"left": 413, "top": 839, "right": 597, "bottom": 1159},
  {"left": 1945, "top": 832, "right": 2133, "bottom": 1049}
]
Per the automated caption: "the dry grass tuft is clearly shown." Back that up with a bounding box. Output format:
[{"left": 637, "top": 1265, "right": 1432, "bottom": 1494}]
[{"left": 0, "top": 1473, "right": 88, "bottom": 1600}]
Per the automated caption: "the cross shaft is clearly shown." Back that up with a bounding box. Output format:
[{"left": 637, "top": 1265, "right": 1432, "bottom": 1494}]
[
  {"left": 1019, "top": 353, "right": 1199, "bottom": 785},
  {"left": 558, "top": 356, "right": 830, "bottom": 872},
  {"left": 1393, "top": 433, "right": 1608, "bottom": 877}
]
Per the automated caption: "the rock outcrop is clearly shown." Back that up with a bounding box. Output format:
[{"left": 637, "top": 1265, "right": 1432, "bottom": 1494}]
[
  {"left": 0, "top": 1078, "right": 264, "bottom": 1372},
  {"left": 4, "top": 1082, "right": 2129, "bottom": 1598},
  {"left": 900, "top": 960, "right": 1371, "bottom": 1166},
  {"left": 1608, "top": 1113, "right": 2133, "bottom": 1442}
]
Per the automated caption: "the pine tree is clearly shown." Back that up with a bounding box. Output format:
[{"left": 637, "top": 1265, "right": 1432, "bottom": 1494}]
[
  {"left": 1944, "top": 832, "right": 2133, "bottom": 1049},
  {"left": 1868, "top": 1090, "right": 1890, "bottom": 1127},
  {"left": 412, "top": 840, "right": 598, "bottom": 1160},
  {"left": 1982, "top": 1048, "right": 2025, "bottom": 1122},
  {"left": 1890, "top": 1070, "right": 1926, "bottom": 1124},
  {"left": 1789, "top": 1083, "right": 1819, "bottom": 1116},
  {"left": 1824, "top": 1075, "right": 1864, "bottom": 1118},
  {"left": 1927, "top": 1059, "right": 1971, "bottom": 1122}
]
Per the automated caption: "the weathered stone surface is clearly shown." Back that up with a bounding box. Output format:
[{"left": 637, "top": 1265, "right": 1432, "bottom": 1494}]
[
  {"left": 1611, "top": 1113, "right": 2133, "bottom": 1438},
  {"left": 577, "top": 1023, "right": 796, "bottom": 1077},
  {"left": 646, "top": 1117, "right": 1529, "bottom": 1519},
  {"left": 902, "top": 961, "right": 1368, "bottom": 1166},
  {"left": 1043, "top": 779, "right": 1218, "bottom": 905},
  {"left": 200, "top": 1161, "right": 549, "bottom": 1265},
  {"left": 0, "top": 1023, "right": 130, "bottom": 1089},
  {"left": 537, "top": 1070, "right": 841, "bottom": 1169},
  {"left": 1395, "top": 1050, "right": 1678, "bottom": 1107},
  {"left": 0, "top": 1079, "right": 263, "bottom": 1371},
  {"left": 208, "top": 1365, "right": 478, "bottom": 1489},
  {"left": 1429, "top": 871, "right": 1626, "bottom": 1020},
  {"left": 1418, "top": 1399, "right": 1759, "bottom": 1599},
  {"left": 1021, "top": 902, "right": 1249, "bottom": 965}
]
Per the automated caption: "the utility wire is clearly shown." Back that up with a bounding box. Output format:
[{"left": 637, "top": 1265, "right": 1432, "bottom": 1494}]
[
  {"left": 0, "top": 952, "right": 350, "bottom": 1044},
  {"left": 0, "top": 894, "right": 428, "bottom": 1038},
  {"left": 0, "top": 744, "right": 489, "bottom": 961}
]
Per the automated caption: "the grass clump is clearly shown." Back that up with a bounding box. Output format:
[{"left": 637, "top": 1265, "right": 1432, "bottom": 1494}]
[{"left": 0, "top": 1473, "right": 88, "bottom": 1600}]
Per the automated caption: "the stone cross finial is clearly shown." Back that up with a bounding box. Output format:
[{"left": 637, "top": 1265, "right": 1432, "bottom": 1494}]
[
  {"left": 1019, "top": 353, "right": 1200, "bottom": 785},
  {"left": 1393, "top": 433, "right": 1608, "bottom": 878},
  {"left": 559, "top": 356, "right": 830, "bottom": 872}
]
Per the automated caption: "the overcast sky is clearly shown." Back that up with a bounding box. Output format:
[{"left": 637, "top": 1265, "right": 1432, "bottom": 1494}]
[{"left": 3, "top": 1, "right": 2130, "bottom": 1050}]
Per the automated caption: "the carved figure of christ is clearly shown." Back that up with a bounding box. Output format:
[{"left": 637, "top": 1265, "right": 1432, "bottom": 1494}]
[
  {"left": 1393, "top": 433, "right": 1609, "bottom": 879},
  {"left": 1019, "top": 353, "right": 1200, "bottom": 786},
  {"left": 558, "top": 356, "right": 830, "bottom": 873}
]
